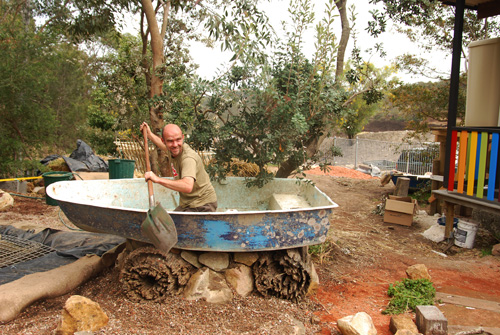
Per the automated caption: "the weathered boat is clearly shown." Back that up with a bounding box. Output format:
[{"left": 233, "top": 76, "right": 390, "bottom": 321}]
[{"left": 46, "top": 177, "right": 338, "bottom": 252}]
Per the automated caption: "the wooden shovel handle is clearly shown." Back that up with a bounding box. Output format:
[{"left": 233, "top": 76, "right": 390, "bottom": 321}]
[{"left": 143, "top": 127, "right": 155, "bottom": 208}]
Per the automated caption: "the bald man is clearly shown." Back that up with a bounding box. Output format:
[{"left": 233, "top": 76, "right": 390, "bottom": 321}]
[{"left": 140, "top": 122, "right": 217, "bottom": 212}]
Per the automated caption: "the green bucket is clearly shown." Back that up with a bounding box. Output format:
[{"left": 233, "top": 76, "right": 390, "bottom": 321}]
[
  {"left": 109, "top": 159, "right": 135, "bottom": 179},
  {"left": 43, "top": 171, "right": 74, "bottom": 206}
]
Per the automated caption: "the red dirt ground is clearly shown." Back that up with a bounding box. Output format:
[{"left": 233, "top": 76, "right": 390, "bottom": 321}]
[{"left": 1, "top": 170, "right": 499, "bottom": 334}]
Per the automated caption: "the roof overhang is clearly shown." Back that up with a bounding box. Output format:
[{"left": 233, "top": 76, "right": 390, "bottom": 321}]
[{"left": 439, "top": 0, "right": 500, "bottom": 18}]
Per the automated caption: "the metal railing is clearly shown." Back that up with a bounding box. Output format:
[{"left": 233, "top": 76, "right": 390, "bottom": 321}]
[{"left": 320, "top": 137, "right": 439, "bottom": 175}]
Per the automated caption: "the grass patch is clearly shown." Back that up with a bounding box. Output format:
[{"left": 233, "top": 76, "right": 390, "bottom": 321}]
[{"left": 383, "top": 278, "right": 435, "bottom": 315}]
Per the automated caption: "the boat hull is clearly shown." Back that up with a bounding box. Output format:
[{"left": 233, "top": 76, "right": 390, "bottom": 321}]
[{"left": 47, "top": 177, "right": 338, "bottom": 252}]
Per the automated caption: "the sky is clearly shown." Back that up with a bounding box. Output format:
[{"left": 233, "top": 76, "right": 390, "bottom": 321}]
[
  {"left": 121, "top": 0, "right": 454, "bottom": 83},
  {"left": 190, "top": 0, "right": 453, "bottom": 83}
]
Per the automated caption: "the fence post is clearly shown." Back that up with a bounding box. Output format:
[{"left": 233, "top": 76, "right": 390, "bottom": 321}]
[
  {"left": 333, "top": 136, "right": 337, "bottom": 165},
  {"left": 355, "top": 136, "right": 359, "bottom": 168}
]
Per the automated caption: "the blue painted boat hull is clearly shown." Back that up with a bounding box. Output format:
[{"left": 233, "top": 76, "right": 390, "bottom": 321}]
[{"left": 47, "top": 177, "right": 338, "bottom": 252}]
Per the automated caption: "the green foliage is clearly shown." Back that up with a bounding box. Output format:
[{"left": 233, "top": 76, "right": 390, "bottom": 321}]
[
  {"left": 383, "top": 278, "right": 436, "bottom": 315},
  {"left": 480, "top": 247, "right": 492, "bottom": 257},
  {"left": 410, "top": 180, "right": 432, "bottom": 204},
  {"left": 388, "top": 77, "right": 467, "bottom": 133},
  {"left": 0, "top": 2, "right": 92, "bottom": 177}
]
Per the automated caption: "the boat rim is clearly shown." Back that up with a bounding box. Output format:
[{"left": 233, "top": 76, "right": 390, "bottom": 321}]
[{"left": 46, "top": 178, "right": 339, "bottom": 215}]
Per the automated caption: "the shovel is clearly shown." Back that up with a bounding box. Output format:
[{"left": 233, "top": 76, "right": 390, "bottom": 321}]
[{"left": 140, "top": 128, "right": 178, "bottom": 253}]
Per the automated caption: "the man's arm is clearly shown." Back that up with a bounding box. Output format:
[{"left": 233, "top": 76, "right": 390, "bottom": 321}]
[
  {"left": 145, "top": 171, "right": 194, "bottom": 193},
  {"left": 140, "top": 122, "right": 167, "bottom": 151}
]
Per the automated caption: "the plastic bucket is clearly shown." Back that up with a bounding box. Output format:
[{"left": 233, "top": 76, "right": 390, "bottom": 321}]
[
  {"left": 437, "top": 217, "right": 458, "bottom": 228},
  {"left": 42, "top": 171, "right": 74, "bottom": 206},
  {"left": 109, "top": 159, "right": 135, "bottom": 179},
  {"left": 454, "top": 220, "right": 479, "bottom": 249}
]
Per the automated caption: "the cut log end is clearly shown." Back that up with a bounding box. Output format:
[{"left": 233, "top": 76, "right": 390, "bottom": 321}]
[
  {"left": 252, "top": 248, "right": 312, "bottom": 303},
  {"left": 119, "top": 247, "right": 195, "bottom": 302}
]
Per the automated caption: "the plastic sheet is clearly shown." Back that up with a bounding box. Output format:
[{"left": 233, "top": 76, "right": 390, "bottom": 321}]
[{"left": 0, "top": 226, "right": 125, "bottom": 285}]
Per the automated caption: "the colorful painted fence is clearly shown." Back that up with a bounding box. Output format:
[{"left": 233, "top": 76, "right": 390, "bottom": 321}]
[{"left": 447, "top": 127, "right": 500, "bottom": 202}]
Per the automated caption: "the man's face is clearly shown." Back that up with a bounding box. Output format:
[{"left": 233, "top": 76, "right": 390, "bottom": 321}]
[{"left": 163, "top": 129, "right": 184, "bottom": 157}]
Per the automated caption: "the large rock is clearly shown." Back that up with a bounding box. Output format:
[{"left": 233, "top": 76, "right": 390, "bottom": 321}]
[
  {"left": 198, "top": 252, "right": 230, "bottom": 272},
  {"left": 54, "top": 295, "right": 108, "bottom": 335},
  {"left": 0, "top": 190, "right": 14, "bottom": 211},
  {"left": 492, "top": 243, "right": 500, "bottom": 256},
  {"left": 181, "top": 250, "right": 202, "bottom": 268},
  {"left": 225, "top": 264, "right": 254, "bottom": 297},
  {"left": 406, "top": 264, "right": 431, "bottom": 281},
  {"left": 233, "top": 252, "right": 259, "bottom": 266},
  {"left": 337, "top": 312, "right": 377, "bottom": 335},
  {"left": 184, "top": 268, "right": 233, "bottom": 304},
  {"left": 306, "top": 262, "right": 319, "bottom": 297},
  {"left": 390, "top": 315, "right": 419, "bottom": 334}
]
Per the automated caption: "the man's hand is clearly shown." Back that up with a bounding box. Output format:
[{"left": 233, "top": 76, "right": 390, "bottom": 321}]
[
  {"left": 140, "top": 122, "right": 151, "bottom": 137},
  {"left": 144, "top": 171, "right": 159, "bottom": 183}
]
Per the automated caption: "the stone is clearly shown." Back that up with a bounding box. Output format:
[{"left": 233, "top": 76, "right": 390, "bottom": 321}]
[
  {"left": 306, "top": 262, "right": 319, "bottom": 296},
  {"left": 406, "top": 264, "right": 432, "bottom": 281},
  {"left": 421, "top": 225, "right": 446, "bottom": 243},
  {"left": 225, "top": 264, "right": 254, "bottom": 297},
  {"left": 54, "top": 295, "right": 108, "bottom": 335},
  {"left": 233, "top": 252, "right": 259, "bottom": 266},
  {"left": 395, "top": 330, "right": 419, "bottom": 335},
  {"left": 184, "top": 268, "right": 233, "bottom": 304},
  {"left": 337, "top": 312, "right": 377, "bottom": 335},
  {"left": 0, "top": 190, "right": 14, "bottom": 211},
  {"left": 390, "top": 315, "right": 419, "bottom": 334},
  {"left": 198, "top": 252, "right": 230, "bottom": 272},
  {"left": 181, "top": 250, "right": 202, "bottom": 268},
  {"left": 492, "top": 243, "right": 500, "bottom": 256},
  {"left": 415, "top": 305, "right": 447, "bottom": 335},
  {"left": 33, "top": 186, "right": 46, "bottom": 196},
  {"left": 0, "top": 180, "right": 27, "bottom": 194}
]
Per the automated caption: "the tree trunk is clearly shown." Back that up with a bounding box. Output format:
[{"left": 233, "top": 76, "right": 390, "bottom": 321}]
[
  {"left": 335, "top": 0, "right": 350, "bottom": 81},
  {"left": 275, "top": 132, "right": 328, "bottom": 178},
  {"left": 140, "top": 0, "right": 171, "bottom": 176}
]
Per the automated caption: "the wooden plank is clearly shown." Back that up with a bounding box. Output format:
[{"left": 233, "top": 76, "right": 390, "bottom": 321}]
[
  {"left": 466, "top": 131, "right": 478, "bottom": 196},
  {"left": 488, "top": 133, "right": 499, "bottom": 201},
  {"left": 448, "top": 130, "right": 458, "bottom": 191},
  {"left": 444, "top": 201, "right": 455, "bottom": 238},
  {"left": 394, "top": 177, "right": 410, "bottom": 197},
  {"left": 436, "top": 292, "right": 500, "bottom": 313},
  {"left": 457, "top": 130, "right": 468, "bottom": 193},
  {"left": 476, "top": 132, "right": 488, "bottom": 198},
  {"left": 432, "top": 189, "right": 500, "bottom": 216}
]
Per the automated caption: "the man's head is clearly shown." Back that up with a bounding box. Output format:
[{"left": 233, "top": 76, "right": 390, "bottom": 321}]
[{"left": 162, "top": 124, "right": 184, "bottom": 157}]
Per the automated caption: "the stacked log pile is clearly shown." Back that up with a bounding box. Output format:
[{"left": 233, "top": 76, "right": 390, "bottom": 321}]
[{"left": 119, "top": 246, "right": 317, "bottom": 304}]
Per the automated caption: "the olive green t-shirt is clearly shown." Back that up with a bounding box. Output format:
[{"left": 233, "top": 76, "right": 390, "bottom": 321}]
[{"left": 169, "top": 143, "right": 217, "bottom": 208}]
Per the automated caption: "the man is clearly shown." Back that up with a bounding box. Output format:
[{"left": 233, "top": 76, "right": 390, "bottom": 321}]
[{"left": 140, "top": 122, "right": 217, "bottom": 212}]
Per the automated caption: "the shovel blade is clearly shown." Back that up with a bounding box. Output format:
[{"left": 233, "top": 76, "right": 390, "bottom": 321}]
[{"left": 141, "top": 203, "right": 178, "bottom": 253}]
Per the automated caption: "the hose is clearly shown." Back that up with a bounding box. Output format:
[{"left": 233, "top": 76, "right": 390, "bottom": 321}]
[{"left": 58, "top": 209, "right": 83, "bottom": 231}]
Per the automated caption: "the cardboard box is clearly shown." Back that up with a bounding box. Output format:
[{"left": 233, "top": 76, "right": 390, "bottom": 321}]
[{"left": 384, "top": 195, "right": 417, "bottom": 226}]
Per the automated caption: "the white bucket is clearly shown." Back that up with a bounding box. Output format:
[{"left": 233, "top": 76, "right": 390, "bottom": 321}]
[{"left": 454, "top": 220, "right": 479, "bottom": 249}]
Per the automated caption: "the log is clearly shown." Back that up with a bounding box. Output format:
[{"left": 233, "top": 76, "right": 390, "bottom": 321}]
[
  {"left": 120, "top": 247, "right": 195, "bottom": 302},
  {"left": 252, "top": 248, "right": 312, "bottom": 302},
  {"left": 0, "top": 255, "right": 105, "bottom": 323},
  {"left": 394, "top": 177, "right": 410, "bottom": 197}
]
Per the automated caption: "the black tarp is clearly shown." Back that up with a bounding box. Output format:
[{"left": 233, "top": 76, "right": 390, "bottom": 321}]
[
  {"left": 0, "top": 226, "right": 125, "bottom": 285},
  {"left": 41, "top": 140, "right": 108, "bottom": 173}
]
